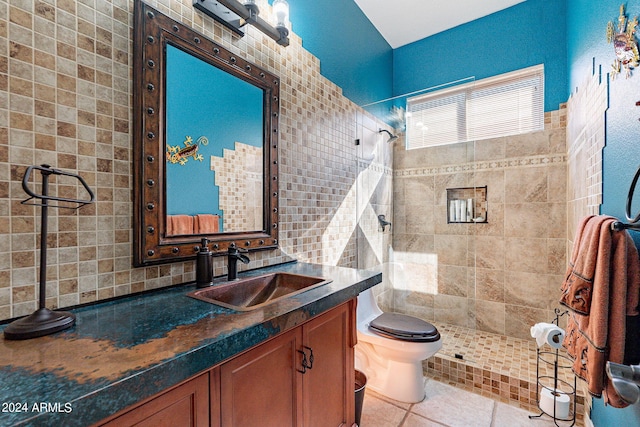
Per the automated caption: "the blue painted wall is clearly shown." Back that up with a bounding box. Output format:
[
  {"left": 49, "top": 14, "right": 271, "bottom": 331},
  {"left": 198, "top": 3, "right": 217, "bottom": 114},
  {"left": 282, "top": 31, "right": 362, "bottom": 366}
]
[
  {"left": 568, "top": 0, "right": 640, "bottom": 222},
  {"left": 289, "top": 0, "right": 567, "bottom": 111},
  {"left": 286, "top": 0, "right": 393, "bottom": 106},
  {"left": 165, "top": 44, "right": 263, "bottom": 221},
  {"left": 567, "top": 0, "right": 640, "bottom": 424},
  {"left": 392, "top": 0, "right": 567, "bottom": 113}
]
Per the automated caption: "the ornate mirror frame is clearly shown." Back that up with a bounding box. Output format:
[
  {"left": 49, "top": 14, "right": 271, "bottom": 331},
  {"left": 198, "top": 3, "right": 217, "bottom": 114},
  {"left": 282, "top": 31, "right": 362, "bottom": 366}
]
[{"left": 133, "top": 0, "right": 279, "bottom": 266}]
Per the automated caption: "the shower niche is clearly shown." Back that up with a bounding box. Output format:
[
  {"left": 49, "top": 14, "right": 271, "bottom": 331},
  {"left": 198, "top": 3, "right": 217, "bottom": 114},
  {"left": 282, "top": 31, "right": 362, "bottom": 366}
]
[{"left": 446, "top": 186, "right": 487, "bottom": 223}]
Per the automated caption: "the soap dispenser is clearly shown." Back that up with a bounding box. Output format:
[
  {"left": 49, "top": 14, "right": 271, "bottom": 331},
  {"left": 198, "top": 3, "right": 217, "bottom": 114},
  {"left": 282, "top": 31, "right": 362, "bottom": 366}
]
[{"left": 196, "top": 238, "right": 213, "bottom": 288}]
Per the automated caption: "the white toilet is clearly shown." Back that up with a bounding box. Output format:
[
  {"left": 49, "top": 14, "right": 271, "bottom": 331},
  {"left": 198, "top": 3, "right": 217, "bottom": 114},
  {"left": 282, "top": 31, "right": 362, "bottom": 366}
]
[{"left": 355, "top": 288, "right": 442, "bottom": 403}]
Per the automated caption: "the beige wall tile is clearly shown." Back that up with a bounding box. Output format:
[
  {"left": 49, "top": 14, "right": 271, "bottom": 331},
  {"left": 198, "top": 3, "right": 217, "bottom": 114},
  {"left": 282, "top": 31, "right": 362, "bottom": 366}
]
[
  {"left": 434, "top": 234, "right": 470, "bottom": 266},
  {"left": 504, "top": 202, "right": 565, "bottom": 239},
  {"left": 548, "top": 163, "right": 567, "bottom": 203},
  {"left": 474, "top": 236, "right": 505, "bottom": 270},
  {"left": 505, "top": 130, "right": 551, "bottom": 158},
  {"left": 0, "top": 0, "right": 371, "bottom": 319},
  {"left": 504, "top": 271, "right": 557, "bottom": 310},
  {"left": 437, "top": 264, "right": 468, "bottom": 297},
  {"left": 504, "top": 304, "right": 552, "bottom": 339},
  {"left": 504, "top": 237, "right": 548, "bottom": 274},
  {"left": 434, "top": 294, "right": 471, "bottom": 327},
  {"left": 474, "top": 137, "right": 505, "bottom": 161},
  {"left": 475, "top": 299, "right": 506, "bottom": 334},
  {"left": 393, "top": 116, "right": 567, "bottom": 338},
  {"left": 475, "top": 268, "right": 505, "bottom": 303},
  {"left": 505, "top": 166, "right": 549, "bottom": 203}
]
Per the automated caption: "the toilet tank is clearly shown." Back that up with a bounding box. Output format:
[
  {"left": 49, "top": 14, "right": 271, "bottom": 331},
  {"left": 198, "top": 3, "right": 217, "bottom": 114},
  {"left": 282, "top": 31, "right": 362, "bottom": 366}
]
[{"left": 357, "top": 288, "right": 384, "bottom": 327}]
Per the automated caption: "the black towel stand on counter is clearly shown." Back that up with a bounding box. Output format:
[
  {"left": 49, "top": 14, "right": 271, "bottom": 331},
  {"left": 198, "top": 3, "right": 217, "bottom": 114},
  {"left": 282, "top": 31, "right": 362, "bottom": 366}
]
[
  {"left": 612, "top": 164, "right": 640, "bottom": 232},
  {"left": 3, "top": 165, "right": 94, "bottom": 340}
]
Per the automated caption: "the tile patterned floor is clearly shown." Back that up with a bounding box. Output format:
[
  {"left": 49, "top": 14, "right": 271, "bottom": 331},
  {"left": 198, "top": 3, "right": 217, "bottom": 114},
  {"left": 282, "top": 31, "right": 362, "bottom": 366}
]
[
  {"left": 432, "top": 322, "right": 574, "bottom": 388},
  {"left": 359, "top": 378, "right": 573, "bottom": 427},
  {"left": 425, "top": 322, "right": 584, "bottom": 423}
]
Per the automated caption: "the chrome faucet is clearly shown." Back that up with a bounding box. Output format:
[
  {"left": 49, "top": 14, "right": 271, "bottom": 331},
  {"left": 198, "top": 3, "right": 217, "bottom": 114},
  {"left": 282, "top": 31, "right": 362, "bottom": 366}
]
[{"left": 227, "top": 246, "right": 250, "bottom": 281}]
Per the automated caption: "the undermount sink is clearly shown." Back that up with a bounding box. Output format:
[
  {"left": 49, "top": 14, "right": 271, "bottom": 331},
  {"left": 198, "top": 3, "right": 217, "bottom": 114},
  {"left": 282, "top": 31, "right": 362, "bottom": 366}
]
[{"left": 187, "top": 272, "right": 332, "bottom": 311}]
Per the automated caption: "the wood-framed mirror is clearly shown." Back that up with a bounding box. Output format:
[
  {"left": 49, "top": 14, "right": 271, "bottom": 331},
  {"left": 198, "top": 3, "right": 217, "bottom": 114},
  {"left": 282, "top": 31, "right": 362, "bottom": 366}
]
[{"left": 133, "top": 0, "right": 279, "bottom": 266}]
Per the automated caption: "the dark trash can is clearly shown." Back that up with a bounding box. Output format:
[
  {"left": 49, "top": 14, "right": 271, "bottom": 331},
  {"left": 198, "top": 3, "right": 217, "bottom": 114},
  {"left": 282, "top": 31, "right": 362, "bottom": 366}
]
[{"left": 355, "top": 370, "right": 367, "bottom": 426}]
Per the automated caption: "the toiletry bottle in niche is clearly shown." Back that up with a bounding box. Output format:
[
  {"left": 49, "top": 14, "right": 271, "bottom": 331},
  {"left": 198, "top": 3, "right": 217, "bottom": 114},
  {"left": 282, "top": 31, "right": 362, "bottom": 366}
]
[{"left": 196, "top": 238, "right": 213, "bottom": 288}]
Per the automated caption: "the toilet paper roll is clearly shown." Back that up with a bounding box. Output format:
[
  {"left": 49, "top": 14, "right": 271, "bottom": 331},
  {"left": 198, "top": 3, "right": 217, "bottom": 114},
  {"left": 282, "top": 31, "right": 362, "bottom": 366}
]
[
  {"left": 530, "top": 322, "right": 565, "bottom": 349},
  {"left": 540, "top": 388, "right": 570, "bottom": 419}
]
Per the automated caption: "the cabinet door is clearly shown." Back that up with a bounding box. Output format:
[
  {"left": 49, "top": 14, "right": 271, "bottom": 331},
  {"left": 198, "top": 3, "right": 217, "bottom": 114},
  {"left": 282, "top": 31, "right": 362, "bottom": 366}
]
[
  {"left": 210, "top": 366, "right": 221, "bottom": 427},
  {"left": 220, "top": 327, "right": 303, "bottom": 427},
  {"left": 99, "top": 372, "right": 209, "bottom": 427},
  {"left": 302, "top": 302, "right": 355, "bottom": 427}
]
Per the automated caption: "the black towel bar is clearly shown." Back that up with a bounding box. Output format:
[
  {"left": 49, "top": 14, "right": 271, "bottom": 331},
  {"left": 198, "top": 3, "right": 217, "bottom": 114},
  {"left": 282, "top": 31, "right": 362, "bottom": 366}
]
[
  {"left": 625, "top": 164, "right": 640, "bottom": 223},
  {"left": 611, "top": 164, "right": 640, "bottom": 232},
  {"left": 611, "top": 221, "right": 640, "bottom": 232},
  {"left": 4, "top": 164, "right": 95, "bottom": 340},
  {"left": 21, "top": 164, "right": 95, "bottom": 209}
]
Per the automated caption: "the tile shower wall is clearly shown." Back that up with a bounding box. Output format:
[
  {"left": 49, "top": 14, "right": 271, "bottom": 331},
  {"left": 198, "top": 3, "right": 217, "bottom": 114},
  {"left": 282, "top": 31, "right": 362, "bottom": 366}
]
[
  {"left": 0, "top": 0, "right": 365, "bottom": 321},
  {"left": 566, "top": 67, "right": 607, "bottom": 241},
  {"left": 392, "top": 109, "right": 568, "bottom": 339},
  {"left": 565, "top": 63, "right": 608, "bottom": 419},
  {"left": 355, "top": 112, "right": 394, "bottom": 299}
]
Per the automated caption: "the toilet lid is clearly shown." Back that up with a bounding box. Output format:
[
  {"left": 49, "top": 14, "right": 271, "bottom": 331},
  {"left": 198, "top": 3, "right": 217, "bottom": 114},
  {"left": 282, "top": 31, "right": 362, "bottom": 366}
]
[{"left": 369, "top": 313, "right": 441, "bottom": 343}]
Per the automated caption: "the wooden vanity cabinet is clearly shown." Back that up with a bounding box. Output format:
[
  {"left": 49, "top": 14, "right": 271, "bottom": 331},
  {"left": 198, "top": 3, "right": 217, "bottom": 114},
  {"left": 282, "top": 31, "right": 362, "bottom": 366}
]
[
  {"left": 96, "top": 300, "right": 355, "bottom": 427},
  {"left": 302, "top": 302, "right": 355, "bottom": 427},
  {"left": 220, "top": 327, "right": 302, "bottom": 426},
  {"left": 98, "top": 372, "right": 210, "bottom": 427},
  {"left": 220, "top": 301, "right": 356, "bottom": 427}
]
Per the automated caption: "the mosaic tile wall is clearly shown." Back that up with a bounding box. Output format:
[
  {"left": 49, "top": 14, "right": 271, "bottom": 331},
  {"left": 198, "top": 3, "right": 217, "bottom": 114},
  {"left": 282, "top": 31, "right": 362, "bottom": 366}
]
[
  {"left": 565, "top": 63, "right": 608, "bottom": 425},
  {"left": 566, "top": 66, "right": 607, "bottom": 242},
  {"left": 0, "top": 0, "right": 379, "bottom": 321},
  {"left": 210, "top": 143, "right": 262, "bottom": 232},
  {"left": 391, "top": 109, "right": 568, "bottom": 340}
]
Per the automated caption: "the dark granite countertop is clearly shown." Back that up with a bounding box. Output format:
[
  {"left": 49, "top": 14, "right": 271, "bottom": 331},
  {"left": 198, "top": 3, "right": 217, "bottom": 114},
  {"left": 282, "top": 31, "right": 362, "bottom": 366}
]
[{"left": 0, "top": 262, "right": 381, "bottom": 427}]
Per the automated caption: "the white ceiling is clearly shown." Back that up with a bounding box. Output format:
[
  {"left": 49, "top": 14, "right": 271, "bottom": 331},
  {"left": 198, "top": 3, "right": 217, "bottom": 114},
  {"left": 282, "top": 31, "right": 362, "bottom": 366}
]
[{"left": 354, "top": 0, "right": 526, "bottom": 49}]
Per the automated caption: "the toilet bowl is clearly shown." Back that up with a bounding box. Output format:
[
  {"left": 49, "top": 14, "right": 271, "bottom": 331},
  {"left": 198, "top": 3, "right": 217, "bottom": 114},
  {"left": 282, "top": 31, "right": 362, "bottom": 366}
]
[{"left": 355, "top": 288, "right": 442, "bottom": 403}]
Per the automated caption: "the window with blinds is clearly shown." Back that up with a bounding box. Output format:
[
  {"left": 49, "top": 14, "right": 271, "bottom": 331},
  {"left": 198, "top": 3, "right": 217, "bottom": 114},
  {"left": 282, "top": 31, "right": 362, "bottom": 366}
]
[{"left": 406, "top": 65, "right": 544, "bottom": 149}]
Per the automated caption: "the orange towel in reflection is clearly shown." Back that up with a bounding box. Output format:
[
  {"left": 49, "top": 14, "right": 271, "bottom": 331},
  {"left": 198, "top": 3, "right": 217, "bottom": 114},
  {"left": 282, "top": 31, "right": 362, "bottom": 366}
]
[
  {"left": 194, "top": 214, "right": 219, "bottom": 234},
  {"left": 167, "top": 215, "right": 194, "bottom": 235}
]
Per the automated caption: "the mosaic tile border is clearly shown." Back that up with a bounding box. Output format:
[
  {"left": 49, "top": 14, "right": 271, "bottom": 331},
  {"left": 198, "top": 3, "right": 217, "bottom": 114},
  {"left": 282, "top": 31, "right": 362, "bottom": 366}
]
[
  {"left": 395, "top": 154, "right": 567, "bottom": 177},
  {"left": 357, "top": 159, "right": 393, "bottom": 176}
]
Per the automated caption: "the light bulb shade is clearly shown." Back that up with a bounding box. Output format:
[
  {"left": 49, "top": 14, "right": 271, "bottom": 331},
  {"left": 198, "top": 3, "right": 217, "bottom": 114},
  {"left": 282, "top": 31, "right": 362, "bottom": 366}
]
[
  {"left": 243, "top": 0, "right": 259, "bottom": 19},
  {"left": 273, "top": 0, "right": 289, "bottom": 29}
]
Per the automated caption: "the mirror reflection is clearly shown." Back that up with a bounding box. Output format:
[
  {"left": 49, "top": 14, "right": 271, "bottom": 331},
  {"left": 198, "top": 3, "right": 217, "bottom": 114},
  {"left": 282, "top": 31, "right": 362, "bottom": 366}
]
[
  {"left": 165, "top": 44, "right": 264, "bottom": 235},
  {"left": 132, "top": 0, "right": 279, "bottom": 266}
]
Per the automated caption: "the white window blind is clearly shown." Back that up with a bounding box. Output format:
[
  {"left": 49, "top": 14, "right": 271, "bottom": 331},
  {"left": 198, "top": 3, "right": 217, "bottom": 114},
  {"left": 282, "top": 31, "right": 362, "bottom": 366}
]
[{"left": 406, "top": 65, "right": 544, "bottom": 149}]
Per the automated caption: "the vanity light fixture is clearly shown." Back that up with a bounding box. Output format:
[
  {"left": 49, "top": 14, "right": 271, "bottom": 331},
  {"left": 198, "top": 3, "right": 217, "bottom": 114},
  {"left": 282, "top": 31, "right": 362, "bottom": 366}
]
[{"left": 194, "top": 0, "right": 290, "bottom": 46}]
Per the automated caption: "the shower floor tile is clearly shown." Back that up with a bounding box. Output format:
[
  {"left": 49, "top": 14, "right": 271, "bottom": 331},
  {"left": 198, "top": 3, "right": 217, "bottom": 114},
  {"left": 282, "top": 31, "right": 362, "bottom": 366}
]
[{"left": 432, "top": 322, "right": 571, "bottom": 385}]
